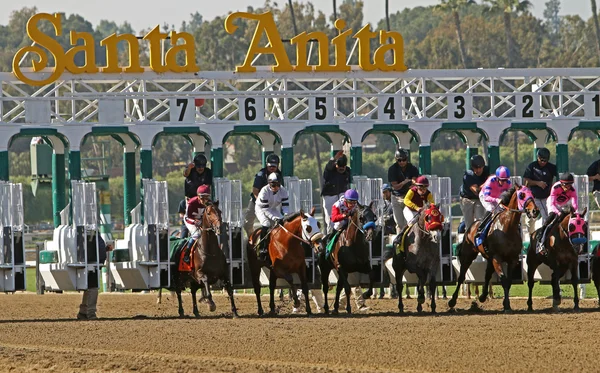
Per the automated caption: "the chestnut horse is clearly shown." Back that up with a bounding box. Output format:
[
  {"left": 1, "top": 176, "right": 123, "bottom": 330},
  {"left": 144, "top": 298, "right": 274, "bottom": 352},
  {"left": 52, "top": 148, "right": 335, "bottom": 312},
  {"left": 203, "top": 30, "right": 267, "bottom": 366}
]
[
  {"left": 171, "top": 202, "right": 238, "bottom": 318},
  {"left": 527, "top": 208, "right": 588, "bottom": 312},
  {"left": 392, "top": 203, "right": 444, "bottom": 313},
  {"left": 247, "top": 208, "right": 323, "bottom": 316},
  {"left": 449, "top": 185, "right": 539, "bottom": 312},
  {"left": 318, "top": 203, "right": 377, "bottom": 315}
]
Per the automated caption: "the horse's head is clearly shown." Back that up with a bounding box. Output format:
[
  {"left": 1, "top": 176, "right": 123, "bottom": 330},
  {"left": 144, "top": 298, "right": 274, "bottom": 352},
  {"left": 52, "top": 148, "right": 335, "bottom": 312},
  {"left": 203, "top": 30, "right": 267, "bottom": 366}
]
[
  {"left": 566, "top": 207, "right": 588, "bottom": 253},
  {"left": 358, "top": 202, "right": 377, "bottom": 241},
  {"left": 421, "top": 203, "right": 444, "bottom": 244},
  {"left": 515, "top": 184, "right": 539, "bottom": 219},
  {"left": 299, "top": 207, "right": 324, "bottom": 252},
  {"left": 203, "top": 200, "right": 222, "bottom": 235}
]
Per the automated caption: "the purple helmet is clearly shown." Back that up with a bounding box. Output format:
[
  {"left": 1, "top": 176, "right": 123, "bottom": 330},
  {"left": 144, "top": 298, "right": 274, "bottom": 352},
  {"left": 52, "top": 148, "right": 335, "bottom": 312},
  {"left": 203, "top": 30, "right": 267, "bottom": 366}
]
[
  {"left": 495, "top": 166, "right": 510, "bottom": 180},
  {"left": 344, "top": 189, "right": 359, "bottom": 201}
]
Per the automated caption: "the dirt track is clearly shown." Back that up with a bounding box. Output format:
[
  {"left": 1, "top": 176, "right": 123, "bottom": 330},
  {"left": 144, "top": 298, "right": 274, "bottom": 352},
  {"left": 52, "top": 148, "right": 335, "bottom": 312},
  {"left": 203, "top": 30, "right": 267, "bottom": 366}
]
[{"left": 0, "top": 292, "right": 599, "bottom": 372}]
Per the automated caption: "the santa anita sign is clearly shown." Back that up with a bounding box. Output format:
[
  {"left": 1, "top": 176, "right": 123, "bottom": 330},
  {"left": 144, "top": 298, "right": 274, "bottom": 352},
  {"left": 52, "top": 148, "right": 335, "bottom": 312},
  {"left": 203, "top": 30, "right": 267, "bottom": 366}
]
[{"left": 13, "top": 11, "right": 407, "bottom": 85}]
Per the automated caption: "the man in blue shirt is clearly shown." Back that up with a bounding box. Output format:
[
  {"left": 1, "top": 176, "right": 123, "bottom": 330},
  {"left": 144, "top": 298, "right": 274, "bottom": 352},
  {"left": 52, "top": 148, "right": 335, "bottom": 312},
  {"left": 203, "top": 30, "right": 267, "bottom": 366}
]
[
  {"left": 459, "top": 155, "right": 490, "bottom": 228},
  {"left": 523, "top": 147, "right": 558, "bottom": 235}
]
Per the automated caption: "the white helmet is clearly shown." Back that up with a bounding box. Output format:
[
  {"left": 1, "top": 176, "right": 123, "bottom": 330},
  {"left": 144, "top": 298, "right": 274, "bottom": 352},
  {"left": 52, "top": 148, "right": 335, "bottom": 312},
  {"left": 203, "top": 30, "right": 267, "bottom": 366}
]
[{"left": 267, "top": 173, "right": 279, "bottom": 184}]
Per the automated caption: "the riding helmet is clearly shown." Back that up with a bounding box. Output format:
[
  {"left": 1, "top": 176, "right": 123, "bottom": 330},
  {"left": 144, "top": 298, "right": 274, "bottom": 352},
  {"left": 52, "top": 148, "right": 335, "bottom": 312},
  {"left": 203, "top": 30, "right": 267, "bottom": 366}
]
[
  {"left": 414, "top": 176, "right": 429, "bottom": 186},
  {"left": 560, "top": 172, "right": 574, "bottom": 184},
  {"left": 470, "top": 154, "right": 485, "bottom": 169},
  {"left": 495, "top": 166, "right": 510, "bottom": 180},
  {"left": 193, "top": 153, "right": 208, "bottom": 167},
  {"left": 344, "top": 189, "right": 359, "bottom": 201},
  {"left": 197, "top": 184, "right": 211, "bottom": 196},
  {"left": 336, "top": 154, "right": 348, "bottom": 167},
  {"left": 266, "top": 154, "right": 280, "bottom": 167},
  {"left": 395, "top": 148, "right": 409, "bottom": 160},
  {"left": 267, "top": 173, "right": 280, "bottom": 185},
  {"left": 537, "top": 147, "right": 550, "bottom": 160}
]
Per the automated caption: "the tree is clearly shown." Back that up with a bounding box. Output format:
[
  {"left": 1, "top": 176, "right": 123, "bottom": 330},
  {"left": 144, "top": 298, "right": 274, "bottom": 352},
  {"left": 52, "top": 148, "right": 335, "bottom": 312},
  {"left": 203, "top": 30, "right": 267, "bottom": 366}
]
[
  {"left": 434, "top": 0, "right": 476, "bottom": 68},
  {"left": 543, "top": 0, "right": 561, "bottom": 36},
  {"left": 483, "top": 0, "right": 533, "bottom": 67},
  {"left": 591, "top": 0, "right": 600, "bottom": 64}
]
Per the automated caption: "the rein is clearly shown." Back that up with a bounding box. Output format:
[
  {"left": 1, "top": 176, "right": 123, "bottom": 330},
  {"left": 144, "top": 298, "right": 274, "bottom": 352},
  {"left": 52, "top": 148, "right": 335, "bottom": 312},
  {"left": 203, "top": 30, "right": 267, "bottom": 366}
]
[{"left": 275, "top": 223, "right": 313, "bottom": 246}]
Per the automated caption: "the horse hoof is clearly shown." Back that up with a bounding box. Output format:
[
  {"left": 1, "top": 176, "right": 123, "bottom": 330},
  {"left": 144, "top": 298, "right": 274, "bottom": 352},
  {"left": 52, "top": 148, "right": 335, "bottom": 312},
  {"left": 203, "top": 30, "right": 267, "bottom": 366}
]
[
  {"left": 527, "top": 306, "right": 534, "bottom": 313},
  {"left": 478, "top": 294, "right": 487, "bottom": 303},
  {"left": 448, "top": 299, "right": 456, "bottom": 308},
  {"left": 553, "top": 298, "right": 562, "bottom": 307},
  {"left": 417, "top": 304, "right": 423, "bottom": 313},
  {"left": 292, "top": 307, "right": 299, "bottom": 314},
  {"left": 504, "top": 308, "right": 513, "bottom": 314},
  {"left": 208, "top": 302, "right": 216, "bottom": 313},
  {"left": 268, "top": 310, "right": 277, "bottom": 316},
  {"left": 257, "top": 310, "right": 264, "bottom": 317},
  {"left": 332, "top": 309, "right": 339, "bottom": 315},
  {"left": 232, "top": 312, "right": 239, "bottom": 319},
  {"left": 552, "top": 306, "right": 561, "bottom": 313},
  {"left": 194, "top": 312, "right": 200, "bottom": 318}
]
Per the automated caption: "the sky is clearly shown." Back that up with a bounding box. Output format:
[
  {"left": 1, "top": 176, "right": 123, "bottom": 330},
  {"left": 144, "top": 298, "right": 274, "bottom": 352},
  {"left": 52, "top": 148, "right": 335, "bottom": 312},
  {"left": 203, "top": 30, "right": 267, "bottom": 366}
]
[{"left": 0, "top": 0, "right": 594, "bottom": 33}]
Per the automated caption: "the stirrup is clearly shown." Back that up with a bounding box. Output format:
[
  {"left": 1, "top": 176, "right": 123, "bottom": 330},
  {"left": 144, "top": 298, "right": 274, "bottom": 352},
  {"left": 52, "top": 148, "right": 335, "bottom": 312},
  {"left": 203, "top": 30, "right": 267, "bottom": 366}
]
[{"left": 183, "top": 255, "right": 190, "bottom": 264}]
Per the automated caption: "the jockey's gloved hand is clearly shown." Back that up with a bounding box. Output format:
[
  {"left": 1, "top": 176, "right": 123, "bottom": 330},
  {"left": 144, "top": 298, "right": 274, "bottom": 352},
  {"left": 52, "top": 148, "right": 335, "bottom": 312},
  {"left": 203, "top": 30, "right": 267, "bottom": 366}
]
[
  {"left": 194, "top": 220, "right": 202, "bottom": 228},
  {"left": 274, "top": 218, "right": 284, "bottom": 226}
]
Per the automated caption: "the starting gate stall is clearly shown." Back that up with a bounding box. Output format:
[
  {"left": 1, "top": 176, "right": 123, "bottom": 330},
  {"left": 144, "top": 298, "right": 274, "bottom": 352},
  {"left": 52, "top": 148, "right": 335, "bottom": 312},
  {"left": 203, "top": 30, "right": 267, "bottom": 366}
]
[
  {"left": 522, "top": 175, "right": 592, "bottom": 286},
  {"left": 40, "top": 181, "right": 101, "bottom": 291},
  {"left": 324, "top": 176, "right": 383, "bottom": 287},
  {"left": 384, "top": 176, "right": 454, "bottom": 286},
  {"left": 0, "top": 182, "right": 25, "bottom": 292},
  {"left": 214, "top": 177, "right": 245, "bottom": 287},
  {"left": 109, "top": 180, "right": 170, "bottom": 290},
  {"left": 451, "top": 176, "right": 525, "bottom": 285},
  {"left": 259, "top": 176, "right": 317, "bottom": 287}
]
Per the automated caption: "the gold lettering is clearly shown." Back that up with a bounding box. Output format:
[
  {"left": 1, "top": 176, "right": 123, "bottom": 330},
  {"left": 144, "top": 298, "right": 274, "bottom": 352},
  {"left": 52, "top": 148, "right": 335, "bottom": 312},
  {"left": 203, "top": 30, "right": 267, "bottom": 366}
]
[
  {"left": 324, "top": 19, "right": 351, "bottom": 72},
  {"left": 65, "top": 31, "right": 98, "bottom": 74},
  {"left": 374, "top": 31, "right": 408, "bottom": 72},
  {"left": 166, "top": 31, "right": 199, "bottom": 73},
  {"left": 13, "top": 13, "right": 64, "bottom": 86},
  {"left": 143, "top": 26, "right": 168, "bottom": 73},
  {"left": 353, "top": 24, "right": 378, "bottom": 71},
  {"left": 225, "top": 12, "right": 292, "bottom": 73},
  {"left": 290, "top": 31, "right": 329, "bottom": 72},
  {"left": 100, "top": 33, "right": 144, "bottom": 73}
]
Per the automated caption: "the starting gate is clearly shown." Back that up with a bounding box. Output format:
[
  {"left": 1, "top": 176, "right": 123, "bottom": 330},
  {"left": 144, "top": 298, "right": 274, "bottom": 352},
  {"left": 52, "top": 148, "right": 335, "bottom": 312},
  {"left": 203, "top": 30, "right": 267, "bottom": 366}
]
[
  {"left": 0, "top": 182, "right": 25, "bottom": 292},
  {"left": 109, "top": 180, "right": 170, "bottom": 290},
  {"left": 40, "top": 181, "right": 101, "bottom": 290},
  {"left": 522, "top": 174, "right": 592, "bottom": 286},
  {"left": 385, "top": 176, "right": 454, "bottom": 287},
  {"left": 214, "top": 178, "right": 245, "bottom": 287}
]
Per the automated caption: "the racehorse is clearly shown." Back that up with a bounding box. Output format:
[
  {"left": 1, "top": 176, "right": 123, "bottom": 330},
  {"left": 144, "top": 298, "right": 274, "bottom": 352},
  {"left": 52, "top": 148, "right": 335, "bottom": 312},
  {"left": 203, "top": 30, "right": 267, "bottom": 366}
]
[
  {"left": 318, "top": 202, "right": 377, "bottom": 314},
  {"left": 170, "top": 201, "right": 238, "bottom": 318},
  {"left": 527, "top": 208, "right": 588, "bottom": 312},
  {"left": 247, "top": 208, "right": 323, "bottom": 316},
  {"left": 392, "top": 203, "right": 444, "bottom": 313},
  {"left": 448, "top": 185, "right": 539, "bottom": 312}
]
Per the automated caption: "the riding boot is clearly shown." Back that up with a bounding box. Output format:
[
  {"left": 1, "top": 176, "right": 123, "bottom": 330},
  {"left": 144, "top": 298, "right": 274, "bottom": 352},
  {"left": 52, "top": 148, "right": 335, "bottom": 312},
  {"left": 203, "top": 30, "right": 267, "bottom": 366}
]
[
  {"left": 183, "top": 238, "right": 194, "bottom": 264},
  {"left": 259, "top": 226, "right": 270, "bottom": 262},
  {"left": 537, "top": 213, "right": 557, "bottom": 255},
  {"left": 475, "top": 211, "right": 493, "bottom": 251}
]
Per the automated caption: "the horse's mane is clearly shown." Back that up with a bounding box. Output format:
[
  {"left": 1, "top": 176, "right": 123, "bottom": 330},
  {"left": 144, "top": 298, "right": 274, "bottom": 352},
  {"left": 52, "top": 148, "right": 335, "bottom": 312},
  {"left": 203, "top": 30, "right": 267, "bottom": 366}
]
[
  {"left": 499, "top": 186, "right": 517, "bottom": 205},
  {"left": 283, "top": 211, "right": 303, "bottom": 222}
]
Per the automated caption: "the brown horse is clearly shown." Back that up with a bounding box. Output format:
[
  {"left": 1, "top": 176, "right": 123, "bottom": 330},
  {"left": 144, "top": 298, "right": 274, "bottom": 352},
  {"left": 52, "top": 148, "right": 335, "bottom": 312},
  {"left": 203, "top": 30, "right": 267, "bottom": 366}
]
[
  {"left": 527, "top": 208, "right": 588, "bottom": 312},
  {"left": 318, "top": 203, "right": 377, "bottom": 315},
  {"left": 172, "top": 201, "right": 238, "bottom": 318},
  {"left": 392, "top": 203, "right": 444, "bottom": 313},
  {"left": 247, "top": 208, "right": 323, "bottom": 316},
  {"left": 448, "top": 185, "right": 539, "bottom": 312}
]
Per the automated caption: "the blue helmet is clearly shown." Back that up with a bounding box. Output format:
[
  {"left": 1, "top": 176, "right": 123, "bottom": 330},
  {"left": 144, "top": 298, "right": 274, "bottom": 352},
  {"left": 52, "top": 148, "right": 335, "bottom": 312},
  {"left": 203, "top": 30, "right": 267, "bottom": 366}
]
[
  {"left": 344, "top": 189, "right": 359, "bottom": 201},
  {"left": 495, "top": 166, "right": 510, "bottom": 180}
]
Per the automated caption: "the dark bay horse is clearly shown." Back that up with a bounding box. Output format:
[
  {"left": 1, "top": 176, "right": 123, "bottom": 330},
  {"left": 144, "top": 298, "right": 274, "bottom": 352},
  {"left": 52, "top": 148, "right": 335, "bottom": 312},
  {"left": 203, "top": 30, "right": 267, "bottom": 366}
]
[
  {"left": 171, "top": 202, "right": 238, "bottom": 318},
  {"left": 392, "top": 203, "right": 444, "bottom": 313},
  {"left": 318, "top": 203, "right": 377, "bottom": 315},
  {"left": 247, "top": 208, "right": 323, "bottom": 316},
  {"left": 527, "top": 208, "right": 587, "bottom": 312},
  {"left": 449, "top": 185, "right": 539, "bottom": 312}
]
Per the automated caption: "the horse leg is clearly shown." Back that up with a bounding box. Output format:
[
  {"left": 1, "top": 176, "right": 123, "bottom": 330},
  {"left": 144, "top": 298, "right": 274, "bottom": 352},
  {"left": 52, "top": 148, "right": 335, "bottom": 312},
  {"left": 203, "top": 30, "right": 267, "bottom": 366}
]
[
  {"left": 249, "top": 259, "right": 264, "bottom": 316},
  {"left": 551, "top": 267, "right": 563, "bottom": 312},
  {"left": 526, "top": 252, "right": 539, "bottom": 312},
  {"left": 157, "top": 288, "right": 162, "bottom": 304},
  {"left": 320, "top": 260, "right": 331, "bottom": 314},
  {"left": 284, "top": 274, "right": 301, "bottom": 312},
  {"left": 416, "top": 270, "right": 426, "bottom": 313},
  {"left": 339, "top": 269, "right": 353, "bottom": 314},
  {"left": 224, "top": 280, "right": 239, "bottom": 318},
  {"left": 500, "top": 262, "right": 514, "bottom": 313},
  {"left": 428, "top": 270, "right": 437, "bottom": 314},
  {"left": 191, "top": 282, "right": 200, "bottom": 318},
  {"left": 479, "top": 258, "right": 496, "bottom": 303},
  {"left": 298, "top": 270, "right": 312, "bottom": 316},
  {"left": 268, "top": 268, "right": 278, "bottom": 315},
  {"left": 392, "top": 255, "right": 405, "bottom": 313},
  {"left": 176, "top": 288, "right": 185, "bottom": 317},
  {"left": 333, "top": 273, "right": 344, "bottom": 315},
  {"left": 571, "top": 261, "right": 580, "bottom": 312},
  {"left": 361, "top": 263, "right": 375, "bottom": 300},
  {"left": 448, "top": 246, "right": 477, "bottom": 309},
  {"left": 203, "top": 279, "right": 216, "bottom": 313}
]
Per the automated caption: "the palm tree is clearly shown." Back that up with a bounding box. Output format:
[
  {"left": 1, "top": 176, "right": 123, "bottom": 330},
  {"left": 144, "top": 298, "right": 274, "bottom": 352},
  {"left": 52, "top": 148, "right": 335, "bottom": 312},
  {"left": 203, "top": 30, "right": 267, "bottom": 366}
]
[
  {"left": 591, "top": 0, "right": 600, "bottom": 64},
  {"left": 483, "top": 0, "right": 532, "bottom": 67},
  {"left": 435, "top": 0, "right": 475, "bottom": 69}
]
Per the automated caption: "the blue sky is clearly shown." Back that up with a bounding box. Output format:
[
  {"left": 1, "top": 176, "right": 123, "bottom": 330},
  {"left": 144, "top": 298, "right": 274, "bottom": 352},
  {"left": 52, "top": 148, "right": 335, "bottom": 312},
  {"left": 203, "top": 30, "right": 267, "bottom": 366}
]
[{"left": 0, "top": 0, "right": 593, "bottom": 32}]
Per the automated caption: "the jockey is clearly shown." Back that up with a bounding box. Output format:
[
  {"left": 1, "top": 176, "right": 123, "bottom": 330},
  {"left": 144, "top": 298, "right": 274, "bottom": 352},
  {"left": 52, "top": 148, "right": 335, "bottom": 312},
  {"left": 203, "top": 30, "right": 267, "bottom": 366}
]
[
  {"left": 255, "top": 173, "right": 290, "bottom": 261},
  {"left": 323, "top": 189, "right": 359, "bottom": 259},
  {"left": 403, "top": 176, "right": 435, "bottom": 224},
  {"left": 537, "top": 172, "right": 579, "bottom": 255},
  {"left": 183, "top": 184, "right": 211, "bottom": 264},
  {"left": 474, "top": 166, "right": 512, "bottom": 251}
]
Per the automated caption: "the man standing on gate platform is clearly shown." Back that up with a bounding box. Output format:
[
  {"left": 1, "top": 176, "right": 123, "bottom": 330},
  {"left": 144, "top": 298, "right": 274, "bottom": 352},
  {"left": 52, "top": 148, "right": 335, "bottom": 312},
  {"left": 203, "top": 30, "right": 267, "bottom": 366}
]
[
  {"left": 586, "top": 148, "right": 600, "bottom": 209},
  {"left": 184, "top": 153, "right": 213, "bottom": 200},
  {"left": 387, "top": 149, "right": 419, "bottom": 235},
  {"left": 321, "top": 150, "right": 352, "bottom": 233},
  {"left": 523, "top": 147, "right": 558, "bottom": 235},
  {"left": 244, "top": 154, "right": 284, "bottom": 236}
]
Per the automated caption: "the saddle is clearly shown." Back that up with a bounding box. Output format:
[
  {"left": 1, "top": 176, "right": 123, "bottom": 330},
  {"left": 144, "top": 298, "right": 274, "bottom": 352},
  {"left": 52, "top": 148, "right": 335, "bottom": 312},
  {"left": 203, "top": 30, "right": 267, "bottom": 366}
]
[
  {"left": 394, "top": 223, "right": 414, "bottom": 255},
  {"left": 178, "top": 244, "right": 195, "bottom": 272}
]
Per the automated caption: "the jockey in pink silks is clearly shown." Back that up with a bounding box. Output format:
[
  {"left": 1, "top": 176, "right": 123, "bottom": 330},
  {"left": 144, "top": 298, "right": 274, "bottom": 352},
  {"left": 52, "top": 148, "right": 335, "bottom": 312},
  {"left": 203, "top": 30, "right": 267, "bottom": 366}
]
[
  {"left": 474, "top": 166, "right": 512, "bottom": 251},
  {"left": 537, "top": 172, "right": 579, "bottom": 255}
]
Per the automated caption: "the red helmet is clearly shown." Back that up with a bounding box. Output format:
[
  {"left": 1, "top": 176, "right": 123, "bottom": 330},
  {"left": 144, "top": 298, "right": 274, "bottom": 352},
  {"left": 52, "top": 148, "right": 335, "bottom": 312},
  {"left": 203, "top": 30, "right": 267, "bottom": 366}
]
[
  {"left": 414, "top": 176, "right": 429, "bottom": 186},
  {"left": 197, "top": 185, "right": 211, "bottom": 196}
]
